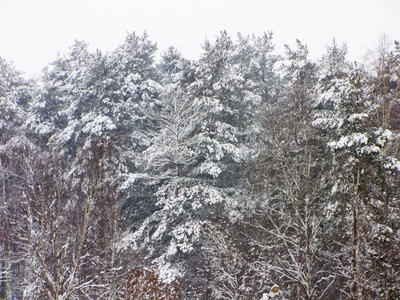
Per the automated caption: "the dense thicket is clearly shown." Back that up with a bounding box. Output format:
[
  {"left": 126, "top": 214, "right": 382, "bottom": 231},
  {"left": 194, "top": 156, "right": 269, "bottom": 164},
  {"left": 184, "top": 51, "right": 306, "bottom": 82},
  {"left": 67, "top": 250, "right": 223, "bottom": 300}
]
[{"left": 1, "top": 32, "right": 399, "bottom": 300}]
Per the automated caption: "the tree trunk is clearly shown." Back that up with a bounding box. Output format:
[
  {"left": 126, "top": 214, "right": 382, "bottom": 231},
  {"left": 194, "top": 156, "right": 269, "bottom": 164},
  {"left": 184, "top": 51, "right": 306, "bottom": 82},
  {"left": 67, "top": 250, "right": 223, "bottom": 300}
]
[{"left": 351, "top": 168, "right": 362, "bottom": 300}]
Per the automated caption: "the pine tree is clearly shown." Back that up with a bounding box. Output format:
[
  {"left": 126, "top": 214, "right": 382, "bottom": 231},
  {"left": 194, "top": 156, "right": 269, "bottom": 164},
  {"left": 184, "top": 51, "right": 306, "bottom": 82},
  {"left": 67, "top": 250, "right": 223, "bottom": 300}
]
[
  {"left": 246, "top": 40, "right": 336, "bottom": 299},
  {"left": 125, "top": 85, "right": 205, "bottom": 283},
  {"left": 323, "top": 60, "right": 400, "bottom": 298},
  {"left": 0, "top": 58, "right": 34, "bottom": 300}
]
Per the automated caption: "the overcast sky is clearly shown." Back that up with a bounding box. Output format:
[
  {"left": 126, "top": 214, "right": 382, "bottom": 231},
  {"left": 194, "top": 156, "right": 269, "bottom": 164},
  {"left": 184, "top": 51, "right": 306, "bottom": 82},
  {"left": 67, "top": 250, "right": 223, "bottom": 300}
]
[{"left": 1, "top": 0, "right": 399, "bottom": 78}]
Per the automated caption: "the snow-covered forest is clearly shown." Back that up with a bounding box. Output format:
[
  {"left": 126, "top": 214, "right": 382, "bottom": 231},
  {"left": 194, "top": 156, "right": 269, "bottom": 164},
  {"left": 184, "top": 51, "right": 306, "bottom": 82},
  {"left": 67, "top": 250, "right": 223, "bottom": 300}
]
[{"left": 1, "top": 31, "right": 400, "bottom": 299}]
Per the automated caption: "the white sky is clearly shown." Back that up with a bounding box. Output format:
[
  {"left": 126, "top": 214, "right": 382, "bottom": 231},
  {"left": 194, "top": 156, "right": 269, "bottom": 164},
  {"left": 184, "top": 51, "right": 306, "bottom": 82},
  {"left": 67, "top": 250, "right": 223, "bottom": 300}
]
[{"left": 1, "top": 0, "right": 399, "bottom": 78}]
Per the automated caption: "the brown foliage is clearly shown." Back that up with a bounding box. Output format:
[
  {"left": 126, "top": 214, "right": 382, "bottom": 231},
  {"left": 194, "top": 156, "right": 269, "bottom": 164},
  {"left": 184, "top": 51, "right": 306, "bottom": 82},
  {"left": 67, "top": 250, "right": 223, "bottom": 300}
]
[{"left": 119, "top": 268, "right": 180, "bottom": 300}]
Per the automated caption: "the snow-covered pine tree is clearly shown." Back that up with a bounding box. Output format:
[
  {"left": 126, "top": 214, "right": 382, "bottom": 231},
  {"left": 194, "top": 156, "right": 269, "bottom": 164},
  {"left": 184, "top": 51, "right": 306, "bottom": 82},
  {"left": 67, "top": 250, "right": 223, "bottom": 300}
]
[
  {"left": 246, "top": 40, "right": 336, "bottom": 299},
  {"left": 157, "top": 46, "right": 196, "bottom": 88},
  {"left": 321, "top": 58, "right": 400, "bottom": 298},
  {"left": 19, "top": 34, "right": 161, "bottom": 298},
  {"left": 193, "top": 32, "right": 281, "bottom": 299},
  {"left": 0, "top": 58, "right": 35, "bottom": 300},
  {"left": 187, "top": 31, "right": 251, "bottom": 209},
  {"left": 122, "top": 84, "right": 205, "bottom": 286},
  {"left": 361, "top": 37, "right": 400, "bottom": 298}
]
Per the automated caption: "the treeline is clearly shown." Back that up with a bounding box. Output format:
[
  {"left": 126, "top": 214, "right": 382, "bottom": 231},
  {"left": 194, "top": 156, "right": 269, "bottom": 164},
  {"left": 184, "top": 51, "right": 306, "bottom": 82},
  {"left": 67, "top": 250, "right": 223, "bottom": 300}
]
[{"left": 1, "top": 31, "right": 400, "bottom": 299}]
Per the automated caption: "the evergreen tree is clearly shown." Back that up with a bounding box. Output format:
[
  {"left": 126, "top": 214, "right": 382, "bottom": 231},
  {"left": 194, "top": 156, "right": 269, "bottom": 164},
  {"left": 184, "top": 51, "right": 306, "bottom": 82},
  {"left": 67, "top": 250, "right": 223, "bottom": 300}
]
[
  {"left": 0, "top": 58, "right": 34, "bottom": 300},
  {"left": 246, "top": 40, "right": 336, "bottom": 299},
  {"left": 158, "top": 46, "right": 196, "bottom": 88},
  {"left": 320, "top": 60, "right": 400, "bottom": 298},
  {"left": 123, "top": 85, "right": 205, "bottom": 286}
]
